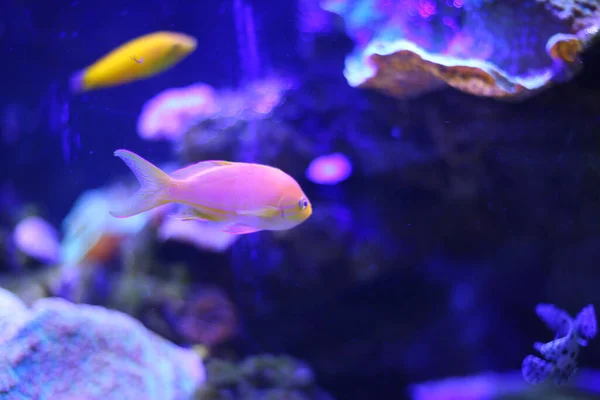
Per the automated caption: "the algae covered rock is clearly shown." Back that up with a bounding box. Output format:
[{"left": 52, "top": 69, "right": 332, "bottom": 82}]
[
  {"left": 196, "top": 354, "right": 334, "bottom": 400},
  {"left": 0, "top": 287, "right": 205, "bottom": 400}
]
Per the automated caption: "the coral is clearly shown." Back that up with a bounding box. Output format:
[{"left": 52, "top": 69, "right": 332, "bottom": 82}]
[
  {"left": 195, "top": 355, "right": 334, "bottom": 400},
  {"left": 305, "top": 153, "right": 353, "bottom": 185},
  {"left": 137, "top": 83, "right": 219, "bottom": 141},
  {"left": 138, "top": 78, "right": 293, "bottom": 144},
  {"left": 323, "top": 0, "right": 600, "bottom": 100},
  {"left": 12, "top": 216, "right": 60, "bottom": 264},
  {"left": 177, "top": 287, "right": 238, "bottom": 348},
  {"left": 408, "top": 369, "right": 600, "bottom": 399},
  {"left": 0, "top": 287, "right": 205, "bottom": 400},
  {"left": 538, "top": 0, "right": 600, "bottom": 28},
  {"left": 177, "top": 77, "right": 313, "bottom": 175},
  {"left": 60, "top": 186, "right": 149, "bottom": 266}
]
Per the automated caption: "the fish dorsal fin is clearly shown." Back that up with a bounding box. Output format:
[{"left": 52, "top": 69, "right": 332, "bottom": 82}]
[
  {"left": 237, "top": 206, "right": 280, "bottom": 218},
  {"left": 171, "top": 160, "right": 233, "bottom": 180}
]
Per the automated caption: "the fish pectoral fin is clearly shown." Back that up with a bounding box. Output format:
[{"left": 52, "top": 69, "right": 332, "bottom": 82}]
[
  {"left": 236, "top": 206, "right": 280, "bottom": 218},
  {"left": 222, "top": 224, "right": 262, "bottom": 235},
  {"left": 172, "top": 216, "right": 205, "bottom": 222},
  {"left": 171, "top": 207, "right": 214, "bottom": 222}
]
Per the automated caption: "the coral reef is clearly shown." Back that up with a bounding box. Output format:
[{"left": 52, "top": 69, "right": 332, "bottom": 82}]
[
  {"left": 4, "top": 1, "right": 600, "bottom": 399},
  {"left": 0, "top": 287, "right": 205, "bottom": 400},
  {"left": 195, "top": 354, "right": 334, "bottom": 400},
  {"left": 322, "top": 0, "right": 600, "bottom": 100}
]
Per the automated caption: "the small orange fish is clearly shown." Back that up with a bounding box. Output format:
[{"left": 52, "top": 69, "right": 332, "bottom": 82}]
[
  {"left": 70, "top": 31, "right": 197, "bottom": 93},
  {"left": 110, "top": 149, "right": 312, "bottom": 234}
]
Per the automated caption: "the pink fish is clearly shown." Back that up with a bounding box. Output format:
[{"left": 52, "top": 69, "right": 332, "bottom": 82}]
[{"left": 110, "top": 149, "right": 312, "bottom": 234}]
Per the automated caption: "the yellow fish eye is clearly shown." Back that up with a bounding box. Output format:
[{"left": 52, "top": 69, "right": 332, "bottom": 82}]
[{"left": 299, "top": 198, "right": 309, "bottom": 210}]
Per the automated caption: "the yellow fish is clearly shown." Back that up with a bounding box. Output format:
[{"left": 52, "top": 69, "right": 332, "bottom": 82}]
[
  {"left": 110, "top": 149, "right": 313, "bottom": 234},
  {"left": 70, "top": 31, "right": 197, "bottom": 93}
]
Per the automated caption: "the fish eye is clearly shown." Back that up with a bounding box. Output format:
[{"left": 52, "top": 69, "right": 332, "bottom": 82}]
[{"left": 299, "top": 198, "right": 308, "bottom": 210}]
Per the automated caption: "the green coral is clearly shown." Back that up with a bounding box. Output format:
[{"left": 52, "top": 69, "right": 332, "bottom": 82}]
[{"left": 195, "top": 354, "right": 334, "bottom": 400}]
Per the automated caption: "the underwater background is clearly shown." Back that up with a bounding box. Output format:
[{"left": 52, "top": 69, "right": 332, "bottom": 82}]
[{"left": 2, "top": 0, "right": 600, "bottom": 399}]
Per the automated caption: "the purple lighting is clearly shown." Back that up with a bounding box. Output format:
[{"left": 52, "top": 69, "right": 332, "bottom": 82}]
[{"left": 306, "top": 153, "right": 352, "bottom": 185}]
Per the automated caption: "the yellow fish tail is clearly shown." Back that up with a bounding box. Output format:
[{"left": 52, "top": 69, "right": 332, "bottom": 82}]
[
  {"left": 110, "top": 149, "right": 172, "bottom": 218},
  {"left": 69, "top": 69, "right": 87, "bottom": 94}
]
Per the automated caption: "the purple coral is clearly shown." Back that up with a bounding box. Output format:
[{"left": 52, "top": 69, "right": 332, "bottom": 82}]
[
  {"left": 137, "top": 83, "right": 218, "bottom": 141},
  {"left": 0, "top": 288, "right": 205, "bottom": 399},
  {"left": 322, "top": 0, "right": 600, "bottom": 99},
  {"left": 305, "top": 153, "right": 353, "bottom": 185}
]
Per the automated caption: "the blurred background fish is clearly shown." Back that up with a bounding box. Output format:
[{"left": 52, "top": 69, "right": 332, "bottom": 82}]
[{"left": 69, "top": 31, "right": 197, "bottom": 93}]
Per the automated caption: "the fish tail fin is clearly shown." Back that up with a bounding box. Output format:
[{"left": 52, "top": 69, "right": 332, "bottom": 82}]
[
  {"left": 521, "top": 355, "right": 554, "bottom": 384},
  {"left": 69, "top": 70, "right": 86, "bottom": 94},
  {"left": 110, "top": 149, "right": 173, "bottom": 218}
]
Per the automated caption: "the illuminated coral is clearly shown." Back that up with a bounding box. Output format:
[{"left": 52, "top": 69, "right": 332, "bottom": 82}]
[
  {"left": 138, "top": 77, "right": 292, "bottom": 144},
  {"left": 137, "top": 83, "right": 218, "bottom": 141},
  {"left": 12, "top": 216, "right": 60, "bottom": 264},
  {"left": 0, "top": 288, "right": 204, "bottom": 400},
  {"left": 305, "top": 153, "right": 353, "bottom": 185},
  {"left": 322, "top": 0, "right": 600, "bottom": 100},
  {"left": 177, "top": 77, "right": 307, "bottom": 170}
]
